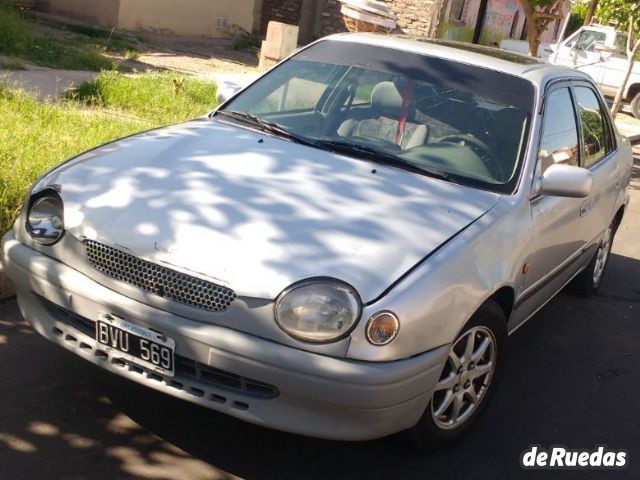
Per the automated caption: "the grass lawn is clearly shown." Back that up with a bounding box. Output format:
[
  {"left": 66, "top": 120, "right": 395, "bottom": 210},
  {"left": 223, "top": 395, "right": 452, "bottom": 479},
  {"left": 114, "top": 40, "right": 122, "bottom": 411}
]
[
  {"left": 71, "top": 71, "right": 219, "bottom": 123},
  {"left": 0, "top": 73, "right": 217, "bottom": 233},
  {"left": 0, "top": 2, "right": 138, "bottom": 71}
]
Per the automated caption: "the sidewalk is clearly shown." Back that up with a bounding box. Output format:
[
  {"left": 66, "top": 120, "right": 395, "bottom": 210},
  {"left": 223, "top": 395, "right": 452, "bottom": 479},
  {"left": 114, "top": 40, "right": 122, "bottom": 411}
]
[{"left": 0, "top": 60, "right": 97, "bottom": 100}]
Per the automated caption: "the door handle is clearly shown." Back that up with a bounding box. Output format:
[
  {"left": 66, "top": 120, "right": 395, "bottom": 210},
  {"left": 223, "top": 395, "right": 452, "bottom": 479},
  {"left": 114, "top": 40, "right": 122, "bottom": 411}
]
[{"left": 580, "top": 199, "right": 592, "bottom": 217}]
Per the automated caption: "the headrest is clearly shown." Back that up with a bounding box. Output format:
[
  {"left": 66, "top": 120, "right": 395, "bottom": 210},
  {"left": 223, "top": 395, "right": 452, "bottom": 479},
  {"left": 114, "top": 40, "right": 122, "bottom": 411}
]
[{"left": 371, "top": 81, "right": 402, "bottom": 114}]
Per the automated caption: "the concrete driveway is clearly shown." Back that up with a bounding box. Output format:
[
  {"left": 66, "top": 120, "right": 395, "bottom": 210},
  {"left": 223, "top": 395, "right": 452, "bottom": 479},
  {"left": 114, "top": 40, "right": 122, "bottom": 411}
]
[{"left": 0, "top": 150, "right": 638, "bottom": 480}]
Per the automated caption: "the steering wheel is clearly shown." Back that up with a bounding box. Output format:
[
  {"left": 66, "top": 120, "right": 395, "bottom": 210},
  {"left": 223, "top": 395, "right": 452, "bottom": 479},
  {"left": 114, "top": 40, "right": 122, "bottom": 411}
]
[{"left": 437, "top": 134, "right": 502, "bottom": 179}]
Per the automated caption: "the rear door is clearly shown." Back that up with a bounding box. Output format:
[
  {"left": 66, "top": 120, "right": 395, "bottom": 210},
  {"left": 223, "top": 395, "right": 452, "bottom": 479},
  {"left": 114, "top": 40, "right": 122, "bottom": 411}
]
[{"left": 571, "top": 82, "right": 620, "bottom": 245}]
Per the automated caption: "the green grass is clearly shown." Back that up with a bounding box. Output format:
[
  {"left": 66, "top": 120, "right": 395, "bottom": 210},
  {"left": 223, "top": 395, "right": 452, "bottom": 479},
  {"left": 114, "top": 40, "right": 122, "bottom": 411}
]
[
  {"left": 1, "top": 73, "right": 217, "bottom": 232},
  {"left": 70, "top": 71, "right": 217, "bottom": 123},
  {"left": 0, "top": 3, "right": 138, "bottom": 71}
]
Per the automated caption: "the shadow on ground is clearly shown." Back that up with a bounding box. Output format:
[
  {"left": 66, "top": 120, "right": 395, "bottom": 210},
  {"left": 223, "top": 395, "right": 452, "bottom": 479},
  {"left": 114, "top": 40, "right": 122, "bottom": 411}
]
[{"left": 1, "top": 250, "right": 638, "bottom": 480}]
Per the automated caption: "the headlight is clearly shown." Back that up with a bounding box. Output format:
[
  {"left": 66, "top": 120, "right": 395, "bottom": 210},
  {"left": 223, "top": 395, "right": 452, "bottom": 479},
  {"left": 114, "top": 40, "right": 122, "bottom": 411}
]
[
  {"left": 275, "top": 279, "right": 362, "bottom": 343},
  {"left": 26, "top": 191, "right": 64, "bottom": 245}
]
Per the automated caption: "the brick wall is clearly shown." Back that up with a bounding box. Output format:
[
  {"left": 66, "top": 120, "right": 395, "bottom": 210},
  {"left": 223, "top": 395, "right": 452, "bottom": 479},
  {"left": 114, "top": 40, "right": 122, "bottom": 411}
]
[
  {"left": 260, "top": 0, "right": 302, "bottom": 33},
  {"left": 319, "top": 0, "right": 346, "bottom": 36}
]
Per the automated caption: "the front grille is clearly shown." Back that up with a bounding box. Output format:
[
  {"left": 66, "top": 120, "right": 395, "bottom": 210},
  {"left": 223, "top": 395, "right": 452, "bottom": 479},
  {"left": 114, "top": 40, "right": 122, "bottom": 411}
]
[
  {"left": 43, "top": 298, "right": 279, "bottom": 399},
  {"left": 85, "top": 240, "right": 236, "bottom": 312}
]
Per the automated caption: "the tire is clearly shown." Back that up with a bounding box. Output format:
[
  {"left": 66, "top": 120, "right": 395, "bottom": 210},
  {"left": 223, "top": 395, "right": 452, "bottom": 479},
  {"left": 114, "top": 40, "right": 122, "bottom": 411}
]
[
  {"left": 570, "top": 220, "right": 616, "bottom": 296},
  {"left": 631, "top": 91, "right": 640, "bottom": 120},
  {"left": 408, "top": 300, "right": 507, "bottom": 450}
]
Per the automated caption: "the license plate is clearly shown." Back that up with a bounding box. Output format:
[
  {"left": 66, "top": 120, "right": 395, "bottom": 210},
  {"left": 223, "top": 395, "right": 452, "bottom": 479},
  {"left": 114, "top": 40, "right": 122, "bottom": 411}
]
[{"left": 96, "top": 313, "right": 175, "bottom": 376}]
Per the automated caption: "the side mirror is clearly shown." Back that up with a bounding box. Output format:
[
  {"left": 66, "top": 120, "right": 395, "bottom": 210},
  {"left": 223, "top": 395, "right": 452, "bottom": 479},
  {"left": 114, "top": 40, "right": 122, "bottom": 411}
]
[
  {"left": 594, "top": 43, "right": 614, "bottom": 61},
  {"left": 216, "top": 80, "right": 243, "bottom": 105},
  {"left": 540, "top": 164, "right": 592, "bottom": 198}
]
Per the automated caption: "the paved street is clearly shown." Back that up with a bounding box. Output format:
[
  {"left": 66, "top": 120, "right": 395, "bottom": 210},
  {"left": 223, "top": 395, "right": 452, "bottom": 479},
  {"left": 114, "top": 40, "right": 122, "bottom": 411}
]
[{"left": 1, "top": 148, "right": 639, "bottom": 480}]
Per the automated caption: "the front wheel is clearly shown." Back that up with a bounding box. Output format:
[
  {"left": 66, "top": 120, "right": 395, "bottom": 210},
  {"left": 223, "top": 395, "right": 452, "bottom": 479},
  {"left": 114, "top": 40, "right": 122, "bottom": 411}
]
[{"left": 408, "top": 300, "right": 506, "bottom": 450}]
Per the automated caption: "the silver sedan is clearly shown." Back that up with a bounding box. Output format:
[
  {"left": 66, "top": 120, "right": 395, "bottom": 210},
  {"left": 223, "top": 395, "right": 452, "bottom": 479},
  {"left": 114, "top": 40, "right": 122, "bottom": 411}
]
[{"left": 1, "top": 34, "right": 632, "bottom": 448}]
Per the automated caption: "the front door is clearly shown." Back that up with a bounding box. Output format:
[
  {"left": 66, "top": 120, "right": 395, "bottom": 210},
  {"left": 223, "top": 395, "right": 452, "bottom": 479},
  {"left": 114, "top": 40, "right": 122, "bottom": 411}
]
[{"left": 513, "top": 84, "right": 587, "bottom": 326}]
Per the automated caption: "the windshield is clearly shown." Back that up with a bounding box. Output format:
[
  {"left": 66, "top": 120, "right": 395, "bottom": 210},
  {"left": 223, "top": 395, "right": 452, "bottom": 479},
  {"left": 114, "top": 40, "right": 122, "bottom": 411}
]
[{"left": 220, "top": 40, "right": 534, "bottom": 193}]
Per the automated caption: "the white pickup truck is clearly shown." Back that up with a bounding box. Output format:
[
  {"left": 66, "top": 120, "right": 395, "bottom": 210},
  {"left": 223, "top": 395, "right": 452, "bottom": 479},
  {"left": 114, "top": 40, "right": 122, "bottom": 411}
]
[
  {"left": 501, "top": 25, "right": 640, "bottom": 118},
  {"left": 551, "top": 25, "right": 640, "bottom": 118}
]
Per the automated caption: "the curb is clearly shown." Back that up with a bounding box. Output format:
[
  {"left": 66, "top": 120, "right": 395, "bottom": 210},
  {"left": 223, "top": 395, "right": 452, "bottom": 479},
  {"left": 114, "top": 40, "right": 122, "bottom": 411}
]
[{"left": 0, "top": 263, "right": 16, "bottom": 300}]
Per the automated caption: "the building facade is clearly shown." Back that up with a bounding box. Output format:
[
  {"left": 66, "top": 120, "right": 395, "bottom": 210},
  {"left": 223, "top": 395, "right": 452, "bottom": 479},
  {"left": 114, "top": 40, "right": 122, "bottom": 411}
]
[
  {"left": 442, "top": 0, "right": 570, "bottom": 45},
  {"left": 33, "top": 0, "right": 569, "bottom": 45},
  {"left": 261, "top": 0, "right": 570, "bottom": 46},
  {"left": 37, "top": 0, "right": 262, "bottom": 38},
  {"left": 261, "top": 0, "right": 447, "bottom": 43}
]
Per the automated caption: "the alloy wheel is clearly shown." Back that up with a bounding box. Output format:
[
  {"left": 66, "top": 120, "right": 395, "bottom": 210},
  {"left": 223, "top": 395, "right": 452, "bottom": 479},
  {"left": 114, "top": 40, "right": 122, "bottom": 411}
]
[
  {"left": 431, "top": 326, "right": 497, "bottom": 430},
  {"left": 592, "top": 225, "right": 612, "bottom": 286}
]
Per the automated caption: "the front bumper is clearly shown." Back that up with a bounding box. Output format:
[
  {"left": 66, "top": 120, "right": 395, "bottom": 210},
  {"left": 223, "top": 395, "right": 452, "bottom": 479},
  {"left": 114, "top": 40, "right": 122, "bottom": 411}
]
[{"left": 1, "top": 231, "right": 448, "bottom": 440}]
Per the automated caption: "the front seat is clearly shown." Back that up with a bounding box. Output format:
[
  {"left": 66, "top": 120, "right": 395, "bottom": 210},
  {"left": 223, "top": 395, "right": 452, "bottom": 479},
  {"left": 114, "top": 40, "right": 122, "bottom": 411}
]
[{"left": 338, "top": 81, "right": 428, "bottom": 150}]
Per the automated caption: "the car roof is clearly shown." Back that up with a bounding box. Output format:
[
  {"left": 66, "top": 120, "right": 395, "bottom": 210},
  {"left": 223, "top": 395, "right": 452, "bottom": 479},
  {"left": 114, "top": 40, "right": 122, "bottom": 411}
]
[{"left": 324, "top": 33, "right": 591, "bottom": 84}]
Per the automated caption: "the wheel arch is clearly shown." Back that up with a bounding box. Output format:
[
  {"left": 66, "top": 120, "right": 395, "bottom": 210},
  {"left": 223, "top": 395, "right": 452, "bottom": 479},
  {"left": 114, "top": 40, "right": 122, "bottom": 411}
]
[
  {"left": 626, "top": 83, "right": 640, "bottom": 102},
  {"left": 614, "top": 204, "right": 626, "bottom": 230},
  {"left": 487, "top": 286, "right": 515, "bottom": 322}
]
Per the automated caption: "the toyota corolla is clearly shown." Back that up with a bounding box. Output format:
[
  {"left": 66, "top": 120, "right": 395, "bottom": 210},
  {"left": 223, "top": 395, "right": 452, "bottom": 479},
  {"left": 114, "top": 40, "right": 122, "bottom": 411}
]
[{"left": 1, "top": 34, "right": 632, "bottom": 448}]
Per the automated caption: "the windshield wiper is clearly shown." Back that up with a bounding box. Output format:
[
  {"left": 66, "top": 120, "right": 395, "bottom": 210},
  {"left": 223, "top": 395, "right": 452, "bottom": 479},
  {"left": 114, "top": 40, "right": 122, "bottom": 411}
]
[
  {"left": 313, "top": 139, "right": 450, "bottom": 181},
  {"left": 216, "top": 113, "right": 449, "bottom": 181},
  {"left": 215, "top": 110, "right": 317, "bottom": 147}
]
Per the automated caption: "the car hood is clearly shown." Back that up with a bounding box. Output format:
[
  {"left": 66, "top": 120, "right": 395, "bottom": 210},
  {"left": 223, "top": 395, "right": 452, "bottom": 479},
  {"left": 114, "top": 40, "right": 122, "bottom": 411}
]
[{"left": 39, "top": 118, "right": 499, "bottom": 301}]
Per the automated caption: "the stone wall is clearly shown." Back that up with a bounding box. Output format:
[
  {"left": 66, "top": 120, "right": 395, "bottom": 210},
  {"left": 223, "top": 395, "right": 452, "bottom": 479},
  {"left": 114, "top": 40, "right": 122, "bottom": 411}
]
[
  {"left": 261, "top": 0, "right": 446, "bottom": 40},
  {"left": 389, "top": 0, "right": 445, "bottom": 38}
]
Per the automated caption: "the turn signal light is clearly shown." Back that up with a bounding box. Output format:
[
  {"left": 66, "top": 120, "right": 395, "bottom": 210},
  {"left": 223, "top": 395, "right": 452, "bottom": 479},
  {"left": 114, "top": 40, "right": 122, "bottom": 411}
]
[{"left": 365, "top": 311, "right": 400, "bottom": 346}]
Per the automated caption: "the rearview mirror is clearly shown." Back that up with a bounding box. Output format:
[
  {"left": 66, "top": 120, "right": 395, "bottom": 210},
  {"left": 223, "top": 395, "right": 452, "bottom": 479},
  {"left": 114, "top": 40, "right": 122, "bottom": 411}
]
[
  {"left": 540, "top": 164, "right": 592, "bottom": 198},
  {"left": 216, "top": 80, "right": 243, "bottom": 105}
]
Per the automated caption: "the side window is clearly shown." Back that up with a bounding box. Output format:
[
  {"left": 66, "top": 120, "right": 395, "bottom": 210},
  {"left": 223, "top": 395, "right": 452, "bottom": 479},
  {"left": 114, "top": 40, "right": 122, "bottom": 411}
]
[
  {"left": 538, "top": 88, "right": 579, "bottom": 173},
  {"left": 574, "top": 30, "right": 607, "bottom": 52},
  {"left": 574, "top": 86, "right": 609, "bottom": 167},
  {"left": 615, "top": 34, "right": 628, "bottom": 55}
]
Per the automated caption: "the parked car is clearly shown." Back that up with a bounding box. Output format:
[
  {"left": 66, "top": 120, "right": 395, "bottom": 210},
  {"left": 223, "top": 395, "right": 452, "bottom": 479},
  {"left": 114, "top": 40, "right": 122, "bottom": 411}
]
[
  {"left": 1, "top": 35, "right": 632, "bottom": 448},
  {"left": 551, "top": 25, "right": 640, "bottom": 118}
]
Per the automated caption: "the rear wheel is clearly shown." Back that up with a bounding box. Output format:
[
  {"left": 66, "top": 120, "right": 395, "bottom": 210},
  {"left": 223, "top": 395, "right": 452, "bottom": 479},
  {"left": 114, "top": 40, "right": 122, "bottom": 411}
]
[
  {"left": 408, "top": 300, "right": 506, "bottom": 450},
  {"left": 571, "top": 220, "right": 615, "bottom": 296},
  {"left": 631, "top": 91, "right": 640, "bottom": 120}
]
